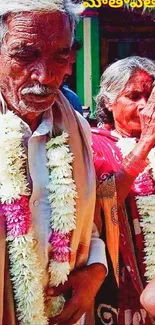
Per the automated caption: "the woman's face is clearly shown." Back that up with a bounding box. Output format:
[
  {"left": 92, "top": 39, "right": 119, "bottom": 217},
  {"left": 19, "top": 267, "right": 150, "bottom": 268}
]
[{"left": 108, "top": 70, "right": 153, "bottom": 138}]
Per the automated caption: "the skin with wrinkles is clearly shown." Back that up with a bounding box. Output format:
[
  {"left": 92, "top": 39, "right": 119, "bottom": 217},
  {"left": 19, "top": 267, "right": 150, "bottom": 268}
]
[
  {"left": 103, "top": 69, "right": 155, "bottom": 206},
  {"left": 94, "top": 61, "right": 155, "bottom": 322},
  {"left": 0, "top": 11, "right": 72, "bottom": 129},
  {"left": 108, "top": 71, "right": 153, "bottom": 138},
  {"left": 63, "top": 50, "right": 76, "bottom": 81},
  {"left": 0, "top": 11, "right": 107, "bottom": 325},
  {"left": 111, "top": 71, "right": 155, "bottom": 318}
]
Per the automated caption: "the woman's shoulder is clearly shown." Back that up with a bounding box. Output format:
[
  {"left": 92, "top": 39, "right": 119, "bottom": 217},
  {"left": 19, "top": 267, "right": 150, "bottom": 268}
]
[{"left": 91, "top": 127, "right": 117, "bottom": 149}]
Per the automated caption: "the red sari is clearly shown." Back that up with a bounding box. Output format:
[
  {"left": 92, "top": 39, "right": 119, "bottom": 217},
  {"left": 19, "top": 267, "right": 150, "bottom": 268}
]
[{"left": 92, "top": 127, "right": 154, "bottom": 325}]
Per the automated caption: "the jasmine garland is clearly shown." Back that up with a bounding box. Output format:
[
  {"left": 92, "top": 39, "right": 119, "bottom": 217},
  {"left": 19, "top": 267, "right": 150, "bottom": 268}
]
[
  {"left": 0, "top": 111, "right": 77, "bottom": 324},
  {"left": 117, "top": 137, "right": 155, "bottom": 282}
]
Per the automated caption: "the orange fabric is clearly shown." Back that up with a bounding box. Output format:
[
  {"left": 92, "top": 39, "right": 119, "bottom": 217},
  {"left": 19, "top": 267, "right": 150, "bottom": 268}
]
[
  {"left": 92, "top": 128, "right": 121, "bottom": 286},
  {"left": 95, "top": 189, "right": 119, "bottom": 286}
]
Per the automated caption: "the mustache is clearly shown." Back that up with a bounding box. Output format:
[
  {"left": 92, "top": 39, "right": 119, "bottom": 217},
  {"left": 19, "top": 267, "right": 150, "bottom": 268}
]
[{"left": 21, "top": 84, "right": 57, "bottom": 96}]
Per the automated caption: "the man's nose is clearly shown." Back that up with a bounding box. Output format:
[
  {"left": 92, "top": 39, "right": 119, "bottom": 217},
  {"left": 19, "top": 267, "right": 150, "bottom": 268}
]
[
  {"left": 66, "top": 63, "right": 73, "bottom": 77},
  {"left": 31, "top": 60, "right": 55, "bottom": 84}
]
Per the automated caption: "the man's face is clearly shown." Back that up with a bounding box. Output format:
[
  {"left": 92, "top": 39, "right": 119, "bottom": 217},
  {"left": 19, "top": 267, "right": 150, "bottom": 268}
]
[
  {"left": 109, "top": 70, "right": 153, "bottom": 138},
  {"left": 0, "top": 11, "right": 72, "bottom": 116}
]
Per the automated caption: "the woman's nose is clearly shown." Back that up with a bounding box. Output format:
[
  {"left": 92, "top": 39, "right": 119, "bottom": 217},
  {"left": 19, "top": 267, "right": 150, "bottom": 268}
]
[{"left": 137, "top": 97, "right": 147, "bottom": 112}]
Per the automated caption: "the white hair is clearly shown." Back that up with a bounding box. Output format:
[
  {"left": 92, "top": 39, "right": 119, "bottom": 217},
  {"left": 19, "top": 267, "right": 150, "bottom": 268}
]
[
  {"left": 96, "top": 56, "right": 155, "bottom": 125},
  {"left": 0, "top": 0, "right": 83, "bottom": 17},
  {"left": 0, "top": 0, "right": 83, "bottom": 42}
]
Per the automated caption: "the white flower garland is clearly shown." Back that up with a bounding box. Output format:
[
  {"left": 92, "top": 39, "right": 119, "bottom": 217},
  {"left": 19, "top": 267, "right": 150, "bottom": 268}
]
[
  {"left": 0, "top": 111, "right": 77, "bottom": 324},
  {"left": 8, "top": 230, "right": 47, "bottom": 325},
  {"left": 117, "top": 137, "right": 155, "bottom": 282},
  {"left": 0, "top": 111, "right": 47, "bottom": 325},
  {"left": 46, "top": 132, "right": 77, "bottom": 284},
  {"left": 46, "top": 132, "right": 77, "bottom": 313},
  {"left": 0, "top": 111, "right": 29, "bottom": 203}
]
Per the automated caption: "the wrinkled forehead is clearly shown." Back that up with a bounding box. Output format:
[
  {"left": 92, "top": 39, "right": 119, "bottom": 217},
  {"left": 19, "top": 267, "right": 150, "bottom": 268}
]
[
  {"left": 4, "top": 11, "right": 73, "bottom": 49},
  {"left": 125, "top": 70, "right": 153, "bottom": 92}
]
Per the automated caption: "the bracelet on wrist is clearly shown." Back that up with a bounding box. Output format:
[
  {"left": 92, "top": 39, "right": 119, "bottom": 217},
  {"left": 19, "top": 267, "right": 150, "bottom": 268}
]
[{"left": 121, "top": 152, "right": 149, "bottom": 177}]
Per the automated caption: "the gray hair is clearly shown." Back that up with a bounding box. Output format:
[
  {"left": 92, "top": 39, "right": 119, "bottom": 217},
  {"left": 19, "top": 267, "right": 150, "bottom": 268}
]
[
  {"left": 96, "top": 56, "right": 155, "bottom": 125},
  {"left": 0, "top": 0, "right": 83, "bottom": 43}
]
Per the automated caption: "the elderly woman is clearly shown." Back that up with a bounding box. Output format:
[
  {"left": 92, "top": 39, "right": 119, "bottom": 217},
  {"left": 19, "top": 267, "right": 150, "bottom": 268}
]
[{"left": 92, "top": 56, "right": 155, "bottom": 325}]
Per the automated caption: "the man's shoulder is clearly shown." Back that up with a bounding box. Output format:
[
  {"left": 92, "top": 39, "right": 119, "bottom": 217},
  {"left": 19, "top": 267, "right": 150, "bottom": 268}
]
[
  {"left": 76, "top": 111, "right": 90, "bottom": 129},
  {"left": 76, "top": 112, "right": 91, "bottom": 144}
]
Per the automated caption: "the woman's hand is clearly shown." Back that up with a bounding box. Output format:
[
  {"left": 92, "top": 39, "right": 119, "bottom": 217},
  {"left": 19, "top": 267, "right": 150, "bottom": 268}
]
[
  {"left": 140, "top": 277, "right": 155, "bottom": 317},
  {"left": 139, "top": 86, "right": 155, "bottom": 145}
]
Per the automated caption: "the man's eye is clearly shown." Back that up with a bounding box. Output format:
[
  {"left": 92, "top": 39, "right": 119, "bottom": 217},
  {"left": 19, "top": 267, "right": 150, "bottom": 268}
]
[
  {"left": 14, "top": 55, "right": 31, "bottom": 61},
  {"left": 11, "top": 51, "right": 39, "bottom": 62},
  {"left": 55, "top": 55, "right": 69, "bottom": 65}
]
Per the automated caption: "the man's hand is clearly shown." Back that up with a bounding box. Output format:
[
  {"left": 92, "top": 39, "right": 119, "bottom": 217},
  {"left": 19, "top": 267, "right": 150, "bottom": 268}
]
[{"left": 47, "top": 263, "right": 106, "bottom": 325}]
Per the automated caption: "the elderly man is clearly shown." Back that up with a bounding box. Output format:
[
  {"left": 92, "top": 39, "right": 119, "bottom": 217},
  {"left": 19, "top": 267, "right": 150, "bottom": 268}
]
[{"left": 0, "top": 1, "right": 107, "bottom": 325}]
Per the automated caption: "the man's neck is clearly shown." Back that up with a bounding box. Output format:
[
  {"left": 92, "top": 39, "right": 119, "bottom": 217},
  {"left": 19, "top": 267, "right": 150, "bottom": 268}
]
[
  {"left": 8, "top": 107, "right": 43, "bottom": 132},
  {"left": 21, "top": 112, "right": 43, "bottom": 132}
]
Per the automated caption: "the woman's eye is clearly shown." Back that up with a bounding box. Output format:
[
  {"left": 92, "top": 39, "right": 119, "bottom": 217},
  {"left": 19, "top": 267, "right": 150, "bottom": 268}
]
[{"left": 127, "top": 92, "right": 141, "bottom": 101}]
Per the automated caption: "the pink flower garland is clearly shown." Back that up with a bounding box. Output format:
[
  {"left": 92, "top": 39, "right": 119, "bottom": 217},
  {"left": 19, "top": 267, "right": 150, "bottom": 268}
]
[
  {"left": 133, "top": 172, "right": 155, "bottom": 196},
  {"left": 2, "top": 196, "right": 31, "bottom": 238},
  {"left": 49, "top": 232, "right": 70, "bottom": 262}
]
